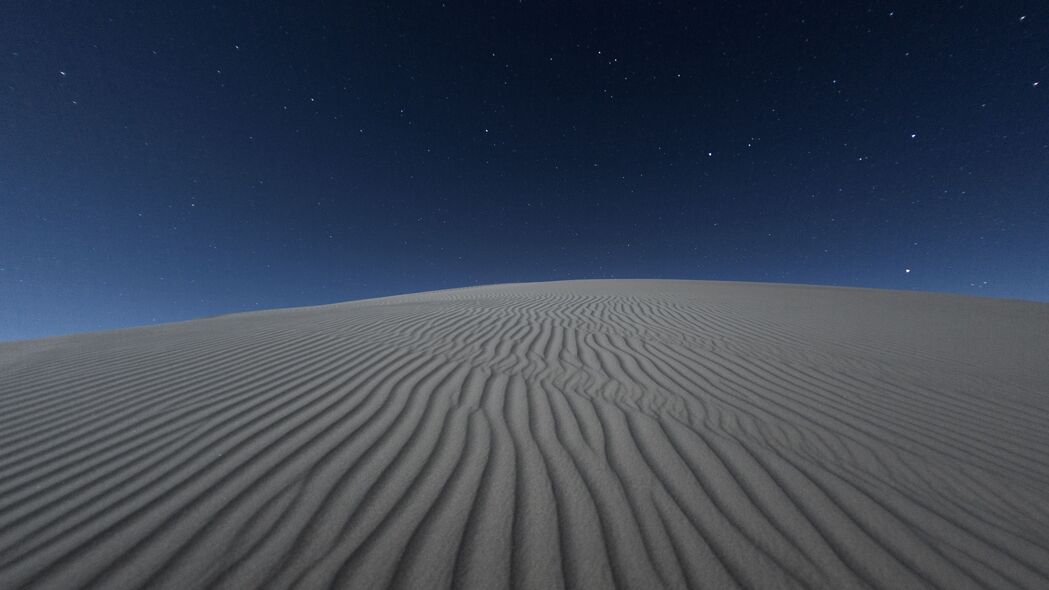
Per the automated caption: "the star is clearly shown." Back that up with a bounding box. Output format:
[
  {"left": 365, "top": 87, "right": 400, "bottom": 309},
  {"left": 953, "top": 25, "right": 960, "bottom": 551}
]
[{"left": 905, "top": 268, "right": 911, "bottom": 273}]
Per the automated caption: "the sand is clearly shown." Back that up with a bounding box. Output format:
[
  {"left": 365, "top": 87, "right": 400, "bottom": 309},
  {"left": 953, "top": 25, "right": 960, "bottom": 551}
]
[{"left": 1, "top": 279, "right": 1048, "bottom": 589}]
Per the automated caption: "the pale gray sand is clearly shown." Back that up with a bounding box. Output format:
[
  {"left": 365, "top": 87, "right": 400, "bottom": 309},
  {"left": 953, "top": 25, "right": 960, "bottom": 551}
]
[{"left": 1, "top": 280, "right": 1048, "bottom": 589}]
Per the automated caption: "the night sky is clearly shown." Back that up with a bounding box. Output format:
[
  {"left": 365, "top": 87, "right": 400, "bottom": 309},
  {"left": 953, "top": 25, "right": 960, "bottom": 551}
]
[{"left": 2, "top": 2, "right": 1047, "bottom": 341}]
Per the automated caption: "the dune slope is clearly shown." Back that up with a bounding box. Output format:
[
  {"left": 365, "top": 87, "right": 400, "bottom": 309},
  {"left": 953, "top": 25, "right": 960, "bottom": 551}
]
[{"left": 2, "top": 280, "right": 1048, "bottom": 589}]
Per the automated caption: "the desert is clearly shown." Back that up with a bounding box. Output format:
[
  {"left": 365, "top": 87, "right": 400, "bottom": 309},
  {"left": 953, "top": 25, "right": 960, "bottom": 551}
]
[{"left": 2, "top": 280, "right": 1047, "bottom": 589}]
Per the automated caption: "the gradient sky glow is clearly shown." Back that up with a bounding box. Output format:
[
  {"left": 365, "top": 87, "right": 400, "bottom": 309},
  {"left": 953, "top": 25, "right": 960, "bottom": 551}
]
[{"left": 2, "top": 1, "right": 1048, "bottom": 341}]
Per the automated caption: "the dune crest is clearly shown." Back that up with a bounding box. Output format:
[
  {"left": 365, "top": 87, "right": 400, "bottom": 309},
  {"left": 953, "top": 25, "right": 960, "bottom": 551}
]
[{"left": 2, "top": 280, "right": 1048, "bottom": 589}]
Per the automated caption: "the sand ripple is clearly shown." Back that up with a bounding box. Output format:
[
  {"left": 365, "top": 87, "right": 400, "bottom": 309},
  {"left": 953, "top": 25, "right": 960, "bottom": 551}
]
[{"left": 2, "top": 280, "right": 1048, "bottom": 589}]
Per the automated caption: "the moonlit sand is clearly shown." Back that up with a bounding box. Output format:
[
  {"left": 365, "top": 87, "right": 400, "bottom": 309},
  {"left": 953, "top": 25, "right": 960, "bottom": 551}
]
[{"left": 2, "top": 280, "right": 1048, "bottom": 589}]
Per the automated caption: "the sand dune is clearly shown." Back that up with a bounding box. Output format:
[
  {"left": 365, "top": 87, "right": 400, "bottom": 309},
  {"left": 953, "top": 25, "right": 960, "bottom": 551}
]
[{"left": 2, "top": 279, "right": 1048, "bottom": 589}]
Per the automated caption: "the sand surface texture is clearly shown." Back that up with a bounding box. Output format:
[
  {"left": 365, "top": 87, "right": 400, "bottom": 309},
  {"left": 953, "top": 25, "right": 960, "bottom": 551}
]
[{"left": 2, "top": 280, "right": 1048, "bottom": 589}]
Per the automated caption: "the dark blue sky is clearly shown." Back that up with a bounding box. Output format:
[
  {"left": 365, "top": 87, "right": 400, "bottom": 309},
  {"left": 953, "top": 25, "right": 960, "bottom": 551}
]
[{"left": 2, "top": 1, "right": 1047, "bottom": 341}]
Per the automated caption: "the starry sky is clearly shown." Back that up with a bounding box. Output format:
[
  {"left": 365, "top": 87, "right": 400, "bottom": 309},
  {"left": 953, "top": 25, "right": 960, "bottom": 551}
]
[{"left": 2, "top": 1, "right": 1047, "bottom": 341}]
